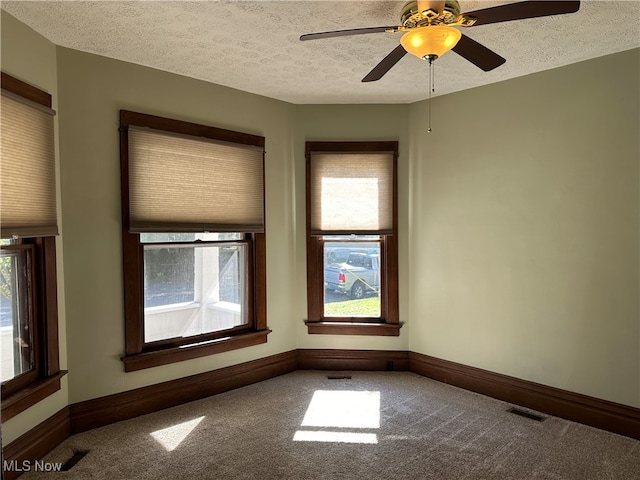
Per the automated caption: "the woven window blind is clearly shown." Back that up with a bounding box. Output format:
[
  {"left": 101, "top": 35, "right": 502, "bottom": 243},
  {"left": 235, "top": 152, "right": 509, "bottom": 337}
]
[
  {"left": 309, "top": 152, "right": 394, "bottom": 235},
  {"left": 1, "top": 90, "right": 57, "bottom": 238},
  {"left": 127, "top": 127, "right": 264, "bottom": 233}
]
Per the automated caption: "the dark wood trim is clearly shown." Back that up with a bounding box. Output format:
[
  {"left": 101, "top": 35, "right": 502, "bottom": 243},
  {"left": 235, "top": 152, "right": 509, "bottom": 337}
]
[
  {"left": 74, "top": 350, "right": 296, "bottom": 433},
  {"left": 383, "top": 234, "right": 399, "bottom": 324},
  {"left": 305, "top": 141, "right": 398, "bottom": 154},
  {"left": 298, "top": 349, "right": 409, "bottom": 371},
  {"left": 142, "top": 323, "right": 256, "bottom": 353},
  {"left": 305, "top": 237, "right": 323, "bottom": 322},
  {"left": 1, "top": 371, "right": 67, "bottom": 423},
  {"left": 121, "top": 231, "right": 144, "bottom": 355},
  {"left": 305, "top": 321, "right": 402, "bottom": 336},
  {"left": 120, "top": 118, "right": 144, "bottom": 356},
  {"left": 120, "top": 110, "right": 265, "bottom": 148},
  {"left": 122, "top": 330, "right": 272, "bottom": 372},
  {"left": 38, "top": 237, "right": 60, "bottom": 375},
  {"left": 2, "top": 407, "right": 70, "bottom": 480},
  {"left": 386, "top": 146, "right": 399, "bottom": 324},
  {"left": 254, "top": 233, "right": 267, "bottom": 330},
  {"left": 1, "top": 71, "right": 52, "bottom": 108},
  {"left": 409, "top": 352, "right": 640, "bottom": 440}
]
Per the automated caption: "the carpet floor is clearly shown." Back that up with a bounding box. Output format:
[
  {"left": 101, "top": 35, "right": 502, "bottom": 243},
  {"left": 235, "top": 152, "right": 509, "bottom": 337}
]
[{"left": 18, "top": 371, "right": 640, "bottom": 479}]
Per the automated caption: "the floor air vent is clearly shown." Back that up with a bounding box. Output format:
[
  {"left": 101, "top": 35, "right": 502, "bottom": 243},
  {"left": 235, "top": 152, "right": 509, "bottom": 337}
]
[
  {"left": 327, "top": 375, "right": 352, "bottom": 380},
  {"left": 61, "top": 450, "right": 89, "bottom": 471},
  {"left": 507, "top": 407, "right": 545, "bottom": 422}
]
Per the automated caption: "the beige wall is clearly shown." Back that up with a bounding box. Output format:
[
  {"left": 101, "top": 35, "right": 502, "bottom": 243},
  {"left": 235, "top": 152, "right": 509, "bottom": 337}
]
[
  {"left": 54, "top": 47, "right": 299, "bottom": 403},
  {"left": 2, "top": 9, "right": 638, "bottom": 447},
  {"left": 408, "top": 49, "right": 640, "bottom": 407},
  {"left": 1, "top": 12, "right": 69, "bottom": 445}
]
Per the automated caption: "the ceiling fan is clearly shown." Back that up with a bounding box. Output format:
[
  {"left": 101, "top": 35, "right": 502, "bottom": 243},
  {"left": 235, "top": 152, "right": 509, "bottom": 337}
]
[{"left": 300, "top": 0, "right": 581, "bottom": 82}]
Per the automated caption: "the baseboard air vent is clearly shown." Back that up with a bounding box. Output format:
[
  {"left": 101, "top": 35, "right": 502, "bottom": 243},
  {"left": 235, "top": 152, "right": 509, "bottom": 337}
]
[
  {"left": 507, "top": 407, "right": 545, "bottom": 422},
  {"left": 61, "top": 450, "right": 90, "bottom": 471}
]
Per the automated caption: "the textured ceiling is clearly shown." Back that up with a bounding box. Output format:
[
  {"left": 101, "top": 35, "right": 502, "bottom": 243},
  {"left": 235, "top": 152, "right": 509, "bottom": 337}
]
[{"left": 2, "top": 1, "right": 639, "bottom": 104}]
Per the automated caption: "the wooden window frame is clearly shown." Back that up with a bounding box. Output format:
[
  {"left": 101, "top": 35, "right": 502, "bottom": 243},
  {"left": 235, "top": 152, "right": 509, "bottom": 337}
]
[
  {"left": 304, "top": 141, "right": 401, "bottom": 336},
  {"left": 119, "top": 111, "right": 269, "bottom": 372},
  {"left": 1, "top": 71, "right": 65, "bottom": 423}
]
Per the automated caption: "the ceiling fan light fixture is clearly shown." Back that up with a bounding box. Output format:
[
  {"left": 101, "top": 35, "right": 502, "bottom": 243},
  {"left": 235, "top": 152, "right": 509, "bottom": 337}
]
[{"left": 400, "top": 25, "right": 462, "bottom": 60}]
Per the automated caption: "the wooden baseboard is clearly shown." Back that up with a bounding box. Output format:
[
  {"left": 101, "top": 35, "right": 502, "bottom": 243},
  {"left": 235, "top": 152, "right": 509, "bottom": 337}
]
[
  {"left": 70, "top": 350, "right": 297, "bottom": 434},
  {"left": 297, "top": 349, "right": 409, "bottom": 371},
  {"left": 2, "top": 407, "right": 70, "bottom": 480},
  {"left": 409, "top": 352, "right": 640, "bottom": 440}
]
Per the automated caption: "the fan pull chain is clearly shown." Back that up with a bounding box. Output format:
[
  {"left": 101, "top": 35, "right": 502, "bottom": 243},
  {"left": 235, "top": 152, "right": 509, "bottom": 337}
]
[{"left": 427, "top": 57, "right": 435, "bottom": 133}]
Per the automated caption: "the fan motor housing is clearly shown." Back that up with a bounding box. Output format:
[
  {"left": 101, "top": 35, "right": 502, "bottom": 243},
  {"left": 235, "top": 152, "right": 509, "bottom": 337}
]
[
  {"left": 400, "top": 0, "right": 461, "bottom": 27},
  {"left": 400, "top": 0, "right": 478, "bottom": 28}
]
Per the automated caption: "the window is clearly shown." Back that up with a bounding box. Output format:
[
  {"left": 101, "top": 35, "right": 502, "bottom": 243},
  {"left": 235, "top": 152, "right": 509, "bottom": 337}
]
[
  {"left": 0, "top": 72, "right": 65, "bottom": 422},
  {"left": 120, "top": 111, "right": 269, "bottom": 372},
  {"left": 1, "top": 242, "right": 33, "bottom": 383},
  {"left": 140, "top": 233, "right": 248, "bottom": 344},
  {"left": 305, "top": 142, "right": 401, "bottom": 336}
]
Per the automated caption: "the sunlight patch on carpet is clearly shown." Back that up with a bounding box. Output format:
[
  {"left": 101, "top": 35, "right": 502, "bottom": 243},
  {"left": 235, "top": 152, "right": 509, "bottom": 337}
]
[
  {"left": 302, "top": 390, "right": 380, "bottom": 428},
  {"left": 294, "top": 390, "right": 380, "bottom": 444},
  {"left": 150, "top": 416, "right": 205, "bottom": 451}
]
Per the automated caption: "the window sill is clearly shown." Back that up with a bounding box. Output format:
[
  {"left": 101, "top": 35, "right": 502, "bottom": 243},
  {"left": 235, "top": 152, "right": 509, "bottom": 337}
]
[
  {"left": 305, "top": 321, "right": 402, "bottom": 336},
  {"left": 1, "top": 371, "right": 68, "bottom": 422},
  {"left": 122, "top": 329, "right": 272, "bottom": 372}
]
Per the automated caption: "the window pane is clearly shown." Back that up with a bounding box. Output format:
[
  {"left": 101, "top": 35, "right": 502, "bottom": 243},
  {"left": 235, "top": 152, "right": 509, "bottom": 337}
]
[
  {"left": 323, "top": 240, "right": 381, "bottom": 318},
  {"left": 144, "top": 243, "right": 247, "bottom": 343},
  {"left": 0, "top": 249, "right": 34, "bottom": 382},
  {"left": 144, "top": 245, "right": 195, "bottom": 307}
]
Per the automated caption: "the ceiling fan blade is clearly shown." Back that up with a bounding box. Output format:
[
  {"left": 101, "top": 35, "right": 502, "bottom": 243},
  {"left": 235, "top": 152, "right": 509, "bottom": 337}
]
[
  {"left": 300, "top": 26, "right": 399, "bottom": 41},
  {"left": 452, "top": 34, "right": 506, "bottom": 72},
  {"left": 463, "top": 1, "right": 580, "bottom": 26},
  {"left": 362, "top": 45, "right": 408, "bottom": 82}
]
